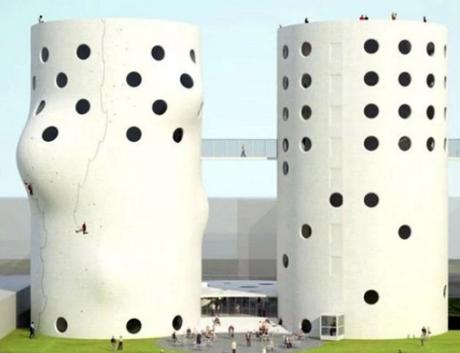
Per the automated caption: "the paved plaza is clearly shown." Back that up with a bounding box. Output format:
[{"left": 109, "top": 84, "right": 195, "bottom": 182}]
[{"left": 159, "top": 333, "right": 323, "bottom": 353}]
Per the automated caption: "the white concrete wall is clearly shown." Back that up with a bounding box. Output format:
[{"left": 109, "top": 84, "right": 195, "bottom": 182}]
[
  {"left": 277, "top": 20, "right": 448, "bottom": 339},
  {"left": 16, "top": 19, "right": 208, "bottom": 339},
  {"left": 0, "top": 290, "right": 16, "bottom": 340}
]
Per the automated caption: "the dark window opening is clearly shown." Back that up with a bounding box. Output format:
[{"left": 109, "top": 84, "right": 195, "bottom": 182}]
[
  {"left": 399, "top": 136, "right": 411, "bottom": 151},
  {"left": 364, "top": 136, "right": 379, "bottom": 151},
  {"left": 399, "top": 104, "right": 411, "bottom": 119},
  {"left": 364, "top": 39, "right": 379, "bottom": 54},
  {"left": 399, "top": 72, "right": 411, "bottom": 87},
  {"left": 364, "top": 290, "right": 379, "bottom": 305},
  {"left": 42, "top": 126, "right": 58, "bottom": 142},
  {"left": 398, "top": 225, "right": 411, "bottom": 240},
  {"left": 76, "top": 44, "right": 91, "bottom": 60},
  {"left": 398, "top": 40, "right": 411, "bottom": 54},
  {"left": 126, "top": 127, "right": 142, "bottom": 142},
  {"left": 56, "top": 73, "right": 68, "bottom": 88},
  {"left": 151, "top": 45, "right": 165, "bottom": 60},
  {"left": 152, "top": 100, "right": 168, "bottom": 115},
  {"left": 126, "top": 72, "right": 142, "bottom": 87},
  {"left": 364, "top": 193, "right": 379, "bottom": 207},
  {"left": 330, "top": 193, "right": 343, "bottom": 207},
  {"left": 364, "top": 104, "right": 379, "bottom": 118},
  {"left": 364, "top": 71, "right": 379, "bottom": 86},
  {"left": 126, "top": 319, "right": 142, "bottom": 334},
  {"left": 172, "top": 315, "right": 183, "bottom": 331},
  {"left": 56, "top": 317, "right": 68, "bottom": 333}
]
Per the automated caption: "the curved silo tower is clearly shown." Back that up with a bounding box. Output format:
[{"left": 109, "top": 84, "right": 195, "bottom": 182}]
[
  {"left": 277, "top": 20, "right": 448, "bottom": 339},
  {"left": 17, "top": 19, "right": 208, "bottom": 338}
]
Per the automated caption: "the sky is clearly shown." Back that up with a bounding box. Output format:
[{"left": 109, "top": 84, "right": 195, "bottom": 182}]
[{"left": 0, "top": 0, "right": 459, "bottom": 198}]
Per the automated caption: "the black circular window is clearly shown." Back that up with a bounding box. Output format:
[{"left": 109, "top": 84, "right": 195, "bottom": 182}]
[
  {"left": 126, "top": 127, "right": 142, "bottom": 142},
  {"left": 172, "top": 315, "right": 183, "bottom": 331},
  {"left": 76, "top": 99, "right": 90, "bottom": 115},
  {"left": 364, "top": 193, "right": 379, "bottom": 207},
  {"left": 152, "top": 100, "right": 168, "bottom": 115},
  {"left": 126, "top": 319, "right": 142, "bottom": 334},
  {"left": 301, "top": 74, "right": 312, "bottom": 88},
  {"left": 36, "top": 100, "right": 46, "bottom": 115},
  {"left": 398, "top": 40, "right": 411, "bottom": 54},
  {"left": 398, "top": 72, "right": 411, "bottom": 87},
  {"left": 180, "top": 73, "right": 194, "bottom": 88},
  {"left": 282, "top": 45, "right": 289, "bottom": 59},
  {"left": 364, "top": 290, "right": 379, "bottom": 305},
  {"left": 301, "top": 137, "right": 312, "bottom": 152},
  {"left": 301, "top": 105, "right": 312, "bottom": 120},
  {"left": 56, "top": 317, "right": 68, "bottom": 333},
  {"left": 301, "top": 319, "right": 312, "bottom": 334},
  {"left": 76, "top": 44, "right": 91, "bottom": 60},
  {"left": 282, "top": 254, "right": 289, "bottom": 268},
  {"left": 426, "top": 106, "right": 435, "bottom": 120},
  {"left": 190, "top": 49, "right": 196, "bottom": 63},
  {"left": 364, "top": 104, "right": 379, "bottom": 118},
  {"left": 41, "top": 47, "right": 49, "bottom": 62},
  {"left": 126, "top": 72, "right": 142, "bottom": 87},
  {"left": 427, "top": 42, "right": 435, "bottom": 56},
  {"left": 42, "top": 126, "right": 58, "bottom": 142},
  {"left": 282, "top": 139, "right": 289, "bottom": 152},
  {"left": 398, "top": 136, "right": 411, "bottom": 151},
  {"left": 173, "top": 128, "right": 183, "bottom": 143},
  {"left": 282, "top": 76, "right": 289, "bottom": 90},
  {"left": 330, "top": 193, "right": 343, "bottom": 207},
  {"left": 301, "top": 224, "right": 312, "bottom": 239},
  {"left": 398, "top": 225, "right": 411, "bottom": 240},
  {"left": 56, "top": 72, "right": 68, "bottom": 88},
  {"left": 398, "top": 104, "right": 411, "bottom": 119},
  {"left": 364, "top": 39, "right": 379, "bottom": 54},
  {"left": 301, "top": 42, "right": 312, "bottom": 57},
  {"left": 427, "top": 74, "right": 435, "bottom": 88},
  {"left": 364, "top": 136, "right": 379, "bottom": 151},
  {"left": 427, "top": 137, "right": 435, "bottom": 151},
  {"left": 282, "top": 107, "right": 289, "bottom": 121},
  {"left": 151, "top": 45, "right": 165, "bottom": 60},
  {"left": 282, "top": 161, "right": 289, "bottom": 175},
  {"left": 364, "top": 71, "right": 379, "bottom": 86}
]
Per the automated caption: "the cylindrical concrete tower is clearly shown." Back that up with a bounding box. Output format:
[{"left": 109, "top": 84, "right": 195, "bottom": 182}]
[
  {"left": 17, "top": 19, "right": 208, "bottom": 339},
  {"left": 277, "top": 20, "right": 448, "bottom": 339}
]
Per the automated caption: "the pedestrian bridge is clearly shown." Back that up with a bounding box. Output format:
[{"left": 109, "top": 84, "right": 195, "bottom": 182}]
[{"left": 202, "top": 138, "right": 460, "bottom": 159}]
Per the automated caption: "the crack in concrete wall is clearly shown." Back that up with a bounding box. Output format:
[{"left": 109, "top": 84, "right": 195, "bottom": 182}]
[{"left": 72, "top": 19, "right": 109, "bottom": 229}]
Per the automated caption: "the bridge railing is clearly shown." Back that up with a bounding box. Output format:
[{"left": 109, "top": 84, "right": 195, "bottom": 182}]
[{"left": 202, "top": 138, "right": 460, "bottom": 159}]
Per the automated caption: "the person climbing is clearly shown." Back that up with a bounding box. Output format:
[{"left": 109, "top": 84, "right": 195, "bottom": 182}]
[
  {"left": 75, "top": 222, "right": 88, "bottom": 235},
  {"left": 391, "top": 12, "right": 397, "bottom": 20},
  {"left": 38, "top": 15, "right": 44, "bottom": 23},
  {"left": 304, "top": 17, "right": 309, "bottom": 23},
  {"left": 359, "top": 14, "right": 365, "bottom": 20},
  {"left": 423, "top": 16, "right": 428, "bottom": 23},
  {"left": 24, "top": 182, "right": 33, "bottom": 196}
]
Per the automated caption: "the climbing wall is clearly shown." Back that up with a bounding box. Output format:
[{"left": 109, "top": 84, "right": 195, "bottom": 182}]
[{"left": 17, "top": 19, "right": 208, "bottom": 339}]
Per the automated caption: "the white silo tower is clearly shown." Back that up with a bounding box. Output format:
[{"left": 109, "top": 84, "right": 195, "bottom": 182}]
[
  {"left": 17, "top": 19, "right": 208, "bottom": 339},
  {"left": 277, "top": 20, "right": 448, "bottom": 339}
]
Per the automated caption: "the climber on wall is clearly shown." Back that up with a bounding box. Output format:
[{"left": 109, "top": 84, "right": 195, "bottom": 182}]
[
  {"left": 24, "top": 182, "right": 33, "bottom": 196},
  {"left": 75, "top": 222, "right": 88, "bottom": 235}
]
